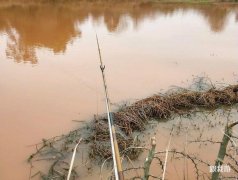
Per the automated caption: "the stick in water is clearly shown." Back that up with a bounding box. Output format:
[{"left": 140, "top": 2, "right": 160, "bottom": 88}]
[
  {"left": 162, "top": 127, "right": 174, "bottom": 180},
  {"left": 67, "top": 138, "right": 82, "bottom": 180}
]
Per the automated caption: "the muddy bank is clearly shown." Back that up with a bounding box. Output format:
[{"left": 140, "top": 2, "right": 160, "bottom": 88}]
[{"left": 28, "top": 82, "right": 238, "bottom": 179}]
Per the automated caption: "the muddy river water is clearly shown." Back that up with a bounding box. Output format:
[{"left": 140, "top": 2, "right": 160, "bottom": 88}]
[{"left": 0, "top": 2, "right": 238, "bottom": 180}]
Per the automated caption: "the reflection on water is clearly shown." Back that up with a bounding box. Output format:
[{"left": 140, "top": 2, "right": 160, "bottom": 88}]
[
  {"left": 6, "top": 28, "right": 38, "bottom": 63},
  {"left": 0, "top": 6, "right": 81, "bottom": 63},
  {"left": 0, "top": 3, "right": 237, "bottom": 64}
]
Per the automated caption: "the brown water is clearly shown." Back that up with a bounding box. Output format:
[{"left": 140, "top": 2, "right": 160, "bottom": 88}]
[{"left": 0, "top": 2, "right": 238, "bottom": 180}]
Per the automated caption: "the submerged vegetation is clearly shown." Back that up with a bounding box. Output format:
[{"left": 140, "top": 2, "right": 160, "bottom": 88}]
[{"left": 28, "top": 78, "right": 238, "bottom": 179}]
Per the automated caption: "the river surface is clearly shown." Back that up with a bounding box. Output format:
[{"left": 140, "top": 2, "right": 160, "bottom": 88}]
[{"left": 0, "top": 2, "right": 238, "bottom": 180}]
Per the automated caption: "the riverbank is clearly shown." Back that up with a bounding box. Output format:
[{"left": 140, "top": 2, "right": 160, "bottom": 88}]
[{"left": 0, "top": 0, "right": 238, "bottom": 8}]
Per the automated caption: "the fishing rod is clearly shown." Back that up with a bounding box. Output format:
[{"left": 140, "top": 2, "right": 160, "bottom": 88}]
[{"left": 95, "top": 33, "right": 124, "bottom": 180}]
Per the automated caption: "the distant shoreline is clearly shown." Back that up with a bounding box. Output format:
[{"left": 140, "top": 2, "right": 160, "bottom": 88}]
[{"left": 0, "top": 0, "right": 238, "bottom": 8}]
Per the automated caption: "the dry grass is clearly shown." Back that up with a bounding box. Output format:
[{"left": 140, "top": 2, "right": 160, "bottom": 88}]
[{"left": 89, "top": 83, "right": 238, "bottom": 158}]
